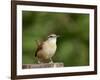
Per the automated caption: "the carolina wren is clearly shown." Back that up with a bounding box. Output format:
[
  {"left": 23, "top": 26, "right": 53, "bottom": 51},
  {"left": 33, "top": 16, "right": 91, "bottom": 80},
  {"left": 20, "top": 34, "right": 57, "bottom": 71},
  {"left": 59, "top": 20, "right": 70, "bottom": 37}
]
[{"left": 35, "top": 34, "right": 59, "bottom": 63}]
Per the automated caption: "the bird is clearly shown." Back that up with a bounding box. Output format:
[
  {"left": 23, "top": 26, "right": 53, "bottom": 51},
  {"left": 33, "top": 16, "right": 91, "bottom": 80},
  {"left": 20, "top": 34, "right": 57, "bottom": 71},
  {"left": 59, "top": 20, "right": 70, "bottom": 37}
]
[{"left": 35, "top": 34, "right": 59, "bottom": 64}]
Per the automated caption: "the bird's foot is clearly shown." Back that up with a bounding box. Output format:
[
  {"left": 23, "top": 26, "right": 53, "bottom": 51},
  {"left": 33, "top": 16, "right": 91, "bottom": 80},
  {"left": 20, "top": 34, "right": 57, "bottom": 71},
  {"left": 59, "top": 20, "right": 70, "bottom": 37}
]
[{"left": 49, "top": 61, "right": 53, "bottom": 64}]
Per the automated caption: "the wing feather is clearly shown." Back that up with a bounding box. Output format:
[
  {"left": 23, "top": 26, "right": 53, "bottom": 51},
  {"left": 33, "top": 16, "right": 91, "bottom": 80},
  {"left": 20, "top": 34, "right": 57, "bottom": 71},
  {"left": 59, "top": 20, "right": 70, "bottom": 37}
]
[{"left": 35, "top": 41, "right": 43, "bottom": 57}]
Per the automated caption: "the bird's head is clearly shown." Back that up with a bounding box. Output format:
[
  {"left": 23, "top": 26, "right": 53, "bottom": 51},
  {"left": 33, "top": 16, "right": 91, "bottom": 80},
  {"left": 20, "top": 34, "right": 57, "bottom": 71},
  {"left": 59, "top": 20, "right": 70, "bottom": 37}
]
[{"left": 47, "top": 34, "right": 59, "bottom": 42}]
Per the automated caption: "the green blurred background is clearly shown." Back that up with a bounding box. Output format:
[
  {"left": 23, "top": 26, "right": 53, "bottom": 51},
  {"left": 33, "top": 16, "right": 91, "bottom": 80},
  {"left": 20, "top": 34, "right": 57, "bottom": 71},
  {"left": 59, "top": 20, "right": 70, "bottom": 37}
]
[{"left": 22, "top": 11, "right": 89, "bottom": 67}]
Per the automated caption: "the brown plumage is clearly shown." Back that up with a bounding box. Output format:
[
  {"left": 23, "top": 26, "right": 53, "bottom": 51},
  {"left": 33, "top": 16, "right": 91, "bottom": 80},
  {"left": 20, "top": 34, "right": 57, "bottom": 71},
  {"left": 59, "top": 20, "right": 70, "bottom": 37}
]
[
  {"left": 35, "top": 34, "right": 59, "bottom": 63},
  {"left": 35, "top": 41, "right": 43, "bottom": 57}
]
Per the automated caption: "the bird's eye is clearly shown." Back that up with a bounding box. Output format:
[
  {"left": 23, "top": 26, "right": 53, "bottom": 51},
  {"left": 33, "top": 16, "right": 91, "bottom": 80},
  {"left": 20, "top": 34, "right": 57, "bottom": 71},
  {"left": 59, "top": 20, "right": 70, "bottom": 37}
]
[
  {"left": 48, "top": 35, "right": 53, "bottom": 38},
  {"left": 48, "top": 36, "right": 52, "bottom": 38},
  {"left": 50, "top": 36, "right": 53, "bottom": 37},
  {"left": 48, "top": 34, "right": 57, "bottom": 38}
]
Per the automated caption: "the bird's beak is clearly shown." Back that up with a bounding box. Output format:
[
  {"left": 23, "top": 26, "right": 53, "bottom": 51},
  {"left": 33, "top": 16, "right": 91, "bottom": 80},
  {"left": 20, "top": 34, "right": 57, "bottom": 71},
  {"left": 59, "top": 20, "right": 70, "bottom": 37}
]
[{"left": 57, "top": 35, "right": 60, "bottom": 38}]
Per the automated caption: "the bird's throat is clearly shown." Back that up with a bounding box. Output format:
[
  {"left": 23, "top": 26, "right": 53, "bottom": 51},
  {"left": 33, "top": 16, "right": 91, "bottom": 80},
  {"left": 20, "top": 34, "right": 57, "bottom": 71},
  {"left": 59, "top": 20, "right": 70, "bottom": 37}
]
[{"left": 48, "top": 38, "right": 57, "bottom": 44}]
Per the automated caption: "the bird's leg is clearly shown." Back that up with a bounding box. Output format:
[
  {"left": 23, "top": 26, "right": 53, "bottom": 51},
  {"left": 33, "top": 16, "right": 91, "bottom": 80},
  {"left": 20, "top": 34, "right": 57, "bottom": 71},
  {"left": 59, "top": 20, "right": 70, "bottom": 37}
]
[
  {"left": 37, "top": 60, "right": 41, "bottom": 64},
  {"left": 49, "top": 58, "right": 53, "bottom": 64},
  {"left": 37, "top": 58, "right": 42, "bottom": 64}
]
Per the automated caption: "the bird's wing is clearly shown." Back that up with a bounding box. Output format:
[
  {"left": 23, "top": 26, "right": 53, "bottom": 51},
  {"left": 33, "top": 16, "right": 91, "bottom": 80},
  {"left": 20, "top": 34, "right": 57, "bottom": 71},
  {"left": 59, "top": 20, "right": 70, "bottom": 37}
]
[{"left": 35, "top": 41, "right": 44, "bottom": 57}]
